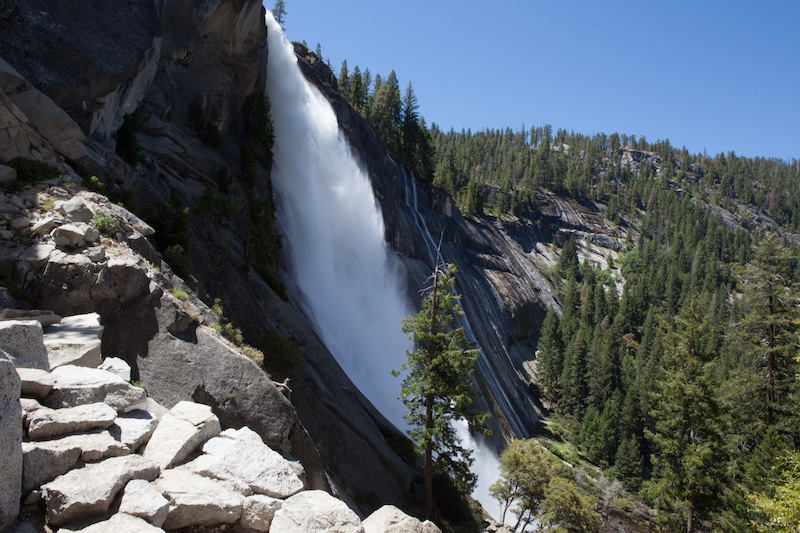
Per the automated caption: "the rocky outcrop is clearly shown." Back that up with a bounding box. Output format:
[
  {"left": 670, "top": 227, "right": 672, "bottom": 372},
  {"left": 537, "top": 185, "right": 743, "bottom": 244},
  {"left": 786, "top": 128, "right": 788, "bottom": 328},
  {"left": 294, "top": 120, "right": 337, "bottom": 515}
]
[
  {"left": 0, "top": 320, "right": 47, "bottom": 369},
  {"left": 363, "top": 505, "right": 443, "bottom": 533},
  {"left": 271, "top": 490, "right": 365, "bottom": 533},
  {"left": 0, "top": 350, "right": 21, "bottom": 531},
  {"left": 142, "top": 401, "right": 221, "bottom": 469}
]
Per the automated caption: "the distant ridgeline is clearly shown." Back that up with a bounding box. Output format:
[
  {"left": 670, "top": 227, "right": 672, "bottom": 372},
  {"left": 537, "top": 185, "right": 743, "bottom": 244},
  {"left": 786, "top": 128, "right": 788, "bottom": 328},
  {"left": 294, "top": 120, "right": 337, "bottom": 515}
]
[{"left": 329, "top": 52, "right": 800, "bottom": 532}]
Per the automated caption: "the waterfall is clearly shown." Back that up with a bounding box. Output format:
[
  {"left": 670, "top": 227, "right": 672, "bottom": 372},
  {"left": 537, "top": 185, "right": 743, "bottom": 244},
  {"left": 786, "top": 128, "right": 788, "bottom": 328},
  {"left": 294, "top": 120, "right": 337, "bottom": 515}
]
[{"left": 264, "top": 13, "right": 504, "bottom": 522}]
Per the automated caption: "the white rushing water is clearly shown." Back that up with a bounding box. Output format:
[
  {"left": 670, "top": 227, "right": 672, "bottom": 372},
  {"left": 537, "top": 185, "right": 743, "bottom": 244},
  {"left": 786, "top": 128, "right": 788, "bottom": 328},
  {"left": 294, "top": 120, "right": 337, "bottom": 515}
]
[{"left": 264, "top": 12, "right": 504, "bottom": 522}]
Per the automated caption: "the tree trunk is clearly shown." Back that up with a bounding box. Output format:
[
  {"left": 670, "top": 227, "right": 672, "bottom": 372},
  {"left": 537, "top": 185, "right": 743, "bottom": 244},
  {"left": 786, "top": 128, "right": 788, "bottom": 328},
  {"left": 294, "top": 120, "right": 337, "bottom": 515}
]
[
  {"left": 424, "top": 239, "right": 442, "bottom": 521},
  {"left": 424, "top": 393, "right": 434, "bottom": 520}
]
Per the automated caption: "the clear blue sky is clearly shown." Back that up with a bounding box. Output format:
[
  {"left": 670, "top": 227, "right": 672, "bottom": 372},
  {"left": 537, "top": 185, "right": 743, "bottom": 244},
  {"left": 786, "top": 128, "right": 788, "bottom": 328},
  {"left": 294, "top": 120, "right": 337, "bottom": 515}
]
[{"left": 276, "top": 0, "right": 799, "bottom": 162}]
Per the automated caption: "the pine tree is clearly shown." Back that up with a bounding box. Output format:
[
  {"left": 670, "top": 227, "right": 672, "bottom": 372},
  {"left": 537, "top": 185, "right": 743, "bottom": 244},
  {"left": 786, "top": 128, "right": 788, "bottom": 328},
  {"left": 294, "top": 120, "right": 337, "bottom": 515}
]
[
  {"left": 337, "top": 60, "right": 349, "bottom": 99},
  {"left": 272, "top": 0, "right": 287, "bottom": 28},
  {"left": 645, "top": 299, "right": 726, "bottom": 532},
  {"left": 348, "top": 65, "right": 364, "bottom": 113},
  {"left": 731, "top": 232, "right": 799, "bottom": 426},
  {"left": 535, "top": 307, "right": 563, "bottom": 404},
  {"left": 393, "top": 253, "right": 489, "bottom": 519}
]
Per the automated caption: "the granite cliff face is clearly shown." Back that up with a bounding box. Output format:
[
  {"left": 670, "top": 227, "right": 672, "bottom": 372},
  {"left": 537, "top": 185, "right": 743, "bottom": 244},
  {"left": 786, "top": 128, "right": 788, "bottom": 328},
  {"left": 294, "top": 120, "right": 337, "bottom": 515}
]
[{"left": 0, "top": 0, "right": 627, "bottom": 523}]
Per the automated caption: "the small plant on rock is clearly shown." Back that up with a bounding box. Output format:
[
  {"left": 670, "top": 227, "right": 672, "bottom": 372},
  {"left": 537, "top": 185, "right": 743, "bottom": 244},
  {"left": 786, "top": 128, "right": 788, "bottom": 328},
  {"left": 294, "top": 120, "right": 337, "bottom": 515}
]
[{"left": 89, "top": 212, "right": 120, "bottom": 235}]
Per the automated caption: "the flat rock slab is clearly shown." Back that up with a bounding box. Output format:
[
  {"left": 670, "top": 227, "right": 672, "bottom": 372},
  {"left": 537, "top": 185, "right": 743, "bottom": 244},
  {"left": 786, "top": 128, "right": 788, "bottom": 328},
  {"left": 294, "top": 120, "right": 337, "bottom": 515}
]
[
  {"left": 27, "top": 402, "right": 117, "bottom": 440},
  {"left": 22, "top": 431, "right": 128, "bottom": 493},
  {"left": 363, "top": 505, "right": 442, "bottom": 533},
  {"left": 97, "top": 357, "right": 131, "bottom": 382},
  {"left": 241, "top": 494, "right": 283, "bottom": 532},
  {"left": 44, "top": 313, "right": 104, "bottom": 368},
  {"left": 109, "top": 409, "right": 158, "bottom": 452},
  {"left": 45, "top": 365, "right": 146, "bottom": 411},
  {"left": 0, "top": 320, "right": 49, "bottom": 370},
  {"left": 118, "top": 479, "right": 169, "bottom": 528},
  {"left": 153, "top": 470, "right": 243, "bottom": 530},
  {"left": 16, "top": 367, "right": 54, "bottom": 398},
  {"left": 42, "top": 455, "right": 160, "bottom": 527},
  {"left": 143, "top": 401, "right": 220, "bottom": 469},
  {"left": 59, "top": 512, "right": 166, "bottom": 533},
  {"left": 199, "top": 426, "right": 305, "bottom": 499},
  {"left": 271, "top": 490, "right": 365, "bottom": 533}
]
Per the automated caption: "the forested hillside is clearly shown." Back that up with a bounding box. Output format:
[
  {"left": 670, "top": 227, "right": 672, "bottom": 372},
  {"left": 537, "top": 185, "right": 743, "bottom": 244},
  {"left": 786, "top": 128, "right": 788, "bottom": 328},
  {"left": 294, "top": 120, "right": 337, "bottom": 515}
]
[{"left": 332, "top": 54, "right": 800, "bottom": 531}]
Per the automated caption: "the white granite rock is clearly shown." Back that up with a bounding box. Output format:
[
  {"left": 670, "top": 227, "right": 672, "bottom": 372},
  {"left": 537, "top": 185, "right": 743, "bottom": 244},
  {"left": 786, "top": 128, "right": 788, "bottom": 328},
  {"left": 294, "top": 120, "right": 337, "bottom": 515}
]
[
  {"left": 199, "top": 426, "right": 305, "bottom": 498},
  {"left": 118, "top": 479, "right": 170, "bottom": 527},
  {"left": 0, "top": 320, "right": 49, "bottom": 370},
  {"left": 97, "top": 357, "right": 131, "bottom": 382},
  {"left": 58, "top": 197, "right": 94, "bottom": 223},
  {"left": 44, "top": 313, "right": 104, "bottom": 368},
  {"left": 109, "top": 409, "right": 158, "bottom": 452},
  {"left": 153, "top": 470, "right": 244, "bottom": 529},
  {"left": 16, "top": 367, "right": 54, "bottom": 398},
  {"left": 271, "top": 490, "right": 365, "bottom": 533},
  {"left": 51, "top": 223, "right": 86, "bottom": 247},
  {"left": 27, "top": 402, "right": 117, "bottom": 440},
  {"left": 240, "top": 494, "right": 282, "bottom": 532},
  {"left": 363, "top": 505, "right": 443, "bottom": 533},
  {"left": 22, "top": 431, "right": 129, "bottom": 493},
  {"left": 58, "top": 512, "right": 165, "bottom": 533},
  {"left": 42, "top": 455, "right": 160, "bottom": 527},
  {"left": 143, "top": 401, "right": 220, "bottom": 469},
  {"left": 45, "top": 365, "right": 146, "bottom": 411}
]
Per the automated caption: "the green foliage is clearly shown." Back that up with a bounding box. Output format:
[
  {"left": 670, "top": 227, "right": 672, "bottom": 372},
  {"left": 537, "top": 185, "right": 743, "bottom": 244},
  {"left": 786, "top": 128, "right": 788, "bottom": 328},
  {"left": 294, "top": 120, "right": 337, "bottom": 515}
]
[
  {"left": 749, "top": 451, "right": 800, "bottom": 532},
  {"left": 4, "top": 157, "right": 60, "bottom": 183},
  {"left": 541, "top": 476, "right": 603, "bottom": 533},
  {"left": 83, "top": 175, "right": 106, "bottom": 194},
  {"left": 194, "top": 186, "right": 236, "bottom": 230},
  {"left": 644, "top": 299, "right": 726, "bottom": 531},
  {"left": 210, "top": 298, "right": 244, "bottom": 346},
  {"left": 138, "top": 191, "right": 192, "bottom": 280},
  {"left": 239, "top": 344, "right": 265, "bottom": 367},
  {"left": 251, "top": 328, "right": 305, "bottom": 376},
  {"left": 490, "top": 439, "right": 563, "bottom": 530},
  {"left": 242, "top": 89, "right": 275, "bottom": 167},
  {"left": 169, "top": 288, "right": 188, "bottom": 301},
  {"left": 89, "top": 212, "right": 120, "bottom": 235},
  {"left": 246, "top": 195, "right": 287, "bottom": 300},
  {"left": 272, "top": 0, "right": 286, "bottom": 28},
  {"left": 394, "top": 262, "right": 489, "bottom": 518},
  {"left": 115, "top": 115, "right": 140, "bottom": 165}
]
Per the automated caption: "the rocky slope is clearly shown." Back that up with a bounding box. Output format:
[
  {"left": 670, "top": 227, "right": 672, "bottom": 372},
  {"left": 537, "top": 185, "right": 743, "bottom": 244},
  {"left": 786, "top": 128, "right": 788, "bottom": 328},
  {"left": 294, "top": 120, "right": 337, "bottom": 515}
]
[{"left": 0, "top": 315, "right": 441, "bottom": 533}]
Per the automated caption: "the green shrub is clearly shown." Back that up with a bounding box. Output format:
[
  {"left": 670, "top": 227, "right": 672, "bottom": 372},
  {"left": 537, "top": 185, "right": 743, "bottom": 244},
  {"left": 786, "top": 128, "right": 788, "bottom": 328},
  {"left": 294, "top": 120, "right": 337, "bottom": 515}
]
[
  {"left": 252, "top": 328, "right": 304, "bottom": 376},
  {"left": 169, "top": 288, "right": 188, "bottom": 301},
  {"left": 89, "top": 212, "right": 120, "bottom": 235},
  {"left": 83, "top": 175, "right": 107, "bottom": 194},
  {"left": 194, "top": 186, "right": 237, "bottom": 230},
  {"left": 5, "top": 157, "right": 60, "bottom": 183},
  {"left": 240, "top": 344, "right": 265, "bottom": 366}
]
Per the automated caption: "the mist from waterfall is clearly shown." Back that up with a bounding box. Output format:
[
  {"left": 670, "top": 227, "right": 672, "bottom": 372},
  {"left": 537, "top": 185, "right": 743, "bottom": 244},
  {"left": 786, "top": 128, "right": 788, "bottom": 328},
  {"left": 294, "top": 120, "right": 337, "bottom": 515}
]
[{"left": 264, "top": 12, "right": 504, "bottom": 522}]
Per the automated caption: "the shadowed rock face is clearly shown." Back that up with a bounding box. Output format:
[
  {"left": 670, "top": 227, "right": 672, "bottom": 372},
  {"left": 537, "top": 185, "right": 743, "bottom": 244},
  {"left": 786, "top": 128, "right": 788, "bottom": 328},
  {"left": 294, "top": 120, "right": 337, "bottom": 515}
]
[{"left": 0, "top": 0, "right": 163, "bottom": 137}]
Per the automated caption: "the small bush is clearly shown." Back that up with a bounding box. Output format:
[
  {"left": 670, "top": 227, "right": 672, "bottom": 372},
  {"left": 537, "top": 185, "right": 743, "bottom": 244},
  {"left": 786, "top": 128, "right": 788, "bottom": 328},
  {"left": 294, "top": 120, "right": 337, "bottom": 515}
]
[
  {"left": 252, "top": 328, "right": 305, "bottom": 375},
  {"left": 240, "top": 344, "right": 265, "bottom": 366},
  {"left": 83, "top": 175, "right": 107, "bottom": 194},
  {"left": 169, "top": 288, "right": 188, "bottom": 301},
  {"left": 89, "top": 212, "right": 120, "bottom": 235},
  {"left": 5, "top": 157, "right": 60, "bottom": 183}
]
